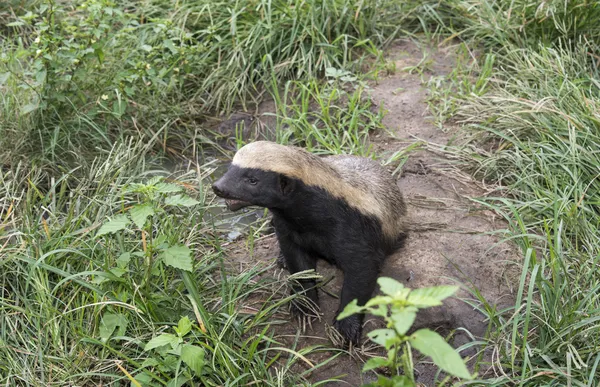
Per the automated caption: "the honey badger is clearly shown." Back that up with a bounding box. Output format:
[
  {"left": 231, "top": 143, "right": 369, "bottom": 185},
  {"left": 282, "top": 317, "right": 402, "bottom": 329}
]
[{"left": 212, "top": 141, "right": 407, "bottom": 343}]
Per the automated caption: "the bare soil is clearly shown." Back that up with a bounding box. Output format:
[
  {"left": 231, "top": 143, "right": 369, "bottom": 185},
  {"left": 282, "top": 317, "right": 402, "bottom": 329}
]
[{"left": 220, "top": 39, "right": 520, "bottom": 386}]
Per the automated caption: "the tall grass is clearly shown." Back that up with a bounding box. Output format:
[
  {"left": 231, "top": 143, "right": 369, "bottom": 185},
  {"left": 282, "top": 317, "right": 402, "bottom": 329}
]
[
  {"left": 269, "top": 77, "right": 384, "bottom": 156},
  {"left": 455, "top": 41, "right": 600, "bottom": 385},
  {"left": 410, "top": 1, "right": 600, "bottom": 384},
  {"left": 0, "top": 0, "right": 422, "bottom": 165},
  {"left": 0, "top": 139, "right": 332, "bottom": 386},
  {"left": 171, "top": 0, "right": 413, "bottom": 113}
]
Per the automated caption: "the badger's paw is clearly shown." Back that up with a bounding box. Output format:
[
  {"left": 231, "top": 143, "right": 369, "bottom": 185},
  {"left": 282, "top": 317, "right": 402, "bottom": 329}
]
[
  {"left": 333, "top": 315, "right": 362, "bottom": 346},
  {"left": 290, "top": 296, "right": 319, "bottom": 319},
  {"left": 276, "top": 252, "right": 287, "bottom": 269}
]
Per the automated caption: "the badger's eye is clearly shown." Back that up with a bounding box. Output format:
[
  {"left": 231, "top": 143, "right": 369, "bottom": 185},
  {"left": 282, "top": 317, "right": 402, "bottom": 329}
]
[{"left": 248, "top": 177, "right": 258, "bottom": 185}]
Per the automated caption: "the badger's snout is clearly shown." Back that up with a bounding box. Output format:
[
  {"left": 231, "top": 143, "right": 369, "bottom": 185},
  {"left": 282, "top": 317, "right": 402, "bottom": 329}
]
[
  {"left": 212, "top": 177, "right": 252, "bottom": 211},
  {"left": 211, "top": 180, "right": 225, "bottom": 197}
]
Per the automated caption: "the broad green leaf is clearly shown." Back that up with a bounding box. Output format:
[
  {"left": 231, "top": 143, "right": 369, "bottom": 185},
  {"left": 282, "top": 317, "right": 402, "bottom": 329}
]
[
  {"left": 129, "top": 204, "right": 155, "bottom": 229},
  {"left": 181, "top": 344, "right": 205, "bottom": 375},
  {"left": 21, "top": 103, "right": 39, "bottom": 115},
  {"left": 122, "top": 183, "right": 147, "bottom": 194},
  {"left": 164, "top": 194, "right": 200, "bottom": 207},
  {"left": 166, "top": 376, "right": 190, "bottom": 387},
  {"left": 378, "top": 277, "right": 405, "bottom": 296},
  {"left": 96, "top": 214, "right": 130, "bottom": 237},
  {"left": 99, "top": 313, "right": 128, "bottom": 343},
  {"left": 336, "top": 299, "right": 362, "bottom": 320},
  {"left": 409, "top": 329, "right": 472, "bottom": 379},
  {"left": 177, "top": 316, "right": 192, "bottom": 337},
  {"left": 362, "top": 357, "right": 389, "bottom": 372},
  {"left": 161, "top": 354, "right": 180, "bottom": 371},
  {"left": 146, "top": 176, "right": 162, "bottom": 186},
  {"left": 144, "top": 333, "right": 178, "bottom": 351},
  {"left": 112, "top": 100, "right": 126, "bottom": 117},
  {"left": 365, "top": 295, "right": 393, "bottom": 307},
  {"left": 109, "top": 267, "right": 127, "bottom": 278},
  {"left": 141, "top": 358, "right": 159, "bottom": 368},
  {"left": 368, "top": 304, "right": 389, "bottom": 318},
  {"left": 390, "top": 309, "right": 417, "bottom": 335},
  {"left": 364, "top": 375, "right": 414, "bottom": 387},
  {"left": 163, "top": 39, "right": 178, "bottom": 54},
  {"left": 407, "top": 286, "right": 459, "bottom": 307},
  {"left": 116, "top": 252, "right": 131, "bottom": 268},
  {"left": 155, "top": 182, "right": 182, "bottom": 194},
  {"left": 91, "top": 272, "right": 109, "bottom": 285},
  {"left": 132, "top": 372, "right": 154, "bottom": 387},
  {"left": 367, "top": 328, "right": 399, "bottom": 349},
  {"left": 325, "top": 67, "right": 339, "bottom": 77},
  {"left": 365, "top": 375, "right": 414, "bottom": 387},
  {"left": 160, "top": 245, "right": 193, "bottom": 272},
  {"left": 35, "top": 69, "right": 46, "bottom": 84}
]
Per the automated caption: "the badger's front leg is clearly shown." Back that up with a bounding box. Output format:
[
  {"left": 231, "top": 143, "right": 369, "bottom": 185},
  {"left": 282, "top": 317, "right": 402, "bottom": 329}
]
[
  {"left": 274, "top": 228, "right": 319, "bottom": 315},
  {"left": 334, "top": 256, "right": 382, "bottom": 344}
]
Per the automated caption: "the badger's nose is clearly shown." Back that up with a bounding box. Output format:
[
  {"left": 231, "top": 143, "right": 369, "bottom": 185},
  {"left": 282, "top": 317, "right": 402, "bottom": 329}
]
[{"left": 212, "top": 181, "right": 224, "bottom": 197}]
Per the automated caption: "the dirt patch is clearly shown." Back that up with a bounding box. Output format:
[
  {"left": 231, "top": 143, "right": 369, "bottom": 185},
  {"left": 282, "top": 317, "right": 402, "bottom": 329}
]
[{"left": 220, "top": 39, "right": 520, "bottom": 386}]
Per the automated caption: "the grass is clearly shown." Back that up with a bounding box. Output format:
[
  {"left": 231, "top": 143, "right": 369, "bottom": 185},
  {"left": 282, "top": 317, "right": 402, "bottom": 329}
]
[
  {"left": 3, "top": 0, "right": 600, "bottom": 385},
  {"left": 408, "top": 1, "right": 600, "bottom": 385},
  {"left": 0, "top": 139, "right": 340, "bottom": 385},
  {"left": 454, "top": 41, "right": 600, "bottom": 385},
  {"left": 0, "top": 1, "right": 393, "bottom": 385},
  {"left": 269, "top": 77, "right": 385, "bottom": 156},
  {"left": 0, "top": 0, "right": 425, "bottom": 165}
]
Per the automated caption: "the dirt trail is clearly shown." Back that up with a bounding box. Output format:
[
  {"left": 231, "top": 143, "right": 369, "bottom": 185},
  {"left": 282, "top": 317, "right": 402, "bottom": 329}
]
[{"left": 223, "top": 39, "right": 520, "bottom": 386}]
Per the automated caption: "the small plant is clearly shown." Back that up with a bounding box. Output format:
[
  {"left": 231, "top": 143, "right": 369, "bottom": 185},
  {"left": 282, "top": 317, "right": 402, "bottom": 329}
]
[
  {"left": 95, "top": 176, "right": 200, "bottom": 279},
  {"left": 338, "top": 277, "right": 472, "bottom": 386},
  {"left": 135, "top": 316, "right": 206, "bottom": 386}
]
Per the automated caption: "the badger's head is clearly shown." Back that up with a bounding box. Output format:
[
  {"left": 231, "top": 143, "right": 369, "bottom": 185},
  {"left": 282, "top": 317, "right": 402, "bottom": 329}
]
[{"left": 211, "top": 142, "right": 299, "bottom": 211}]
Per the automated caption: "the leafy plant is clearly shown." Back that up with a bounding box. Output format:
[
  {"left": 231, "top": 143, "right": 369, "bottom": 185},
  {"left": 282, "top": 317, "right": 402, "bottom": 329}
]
[
  {"left": 339, "top": 277, "right": 472, "bottom": 386},
  {"left": 0, "top": 140, "right": 335, "bottom": 386},
  {"left": 134, "top": 316, "right": 206, "bottom": 386},
  {"left": 95, "top": 177, "right": 200, "bottom": 290}
]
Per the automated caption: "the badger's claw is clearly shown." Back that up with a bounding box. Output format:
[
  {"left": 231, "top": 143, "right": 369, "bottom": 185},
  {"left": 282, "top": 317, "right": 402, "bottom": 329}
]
[
  {"left": 276, "top": 252, "right": 287, "bottom": 269},
  {"left": 333, "top": 315, "right": 362, "bottom": 345},
  {"left": 290, "top": 290, "right": 319, "bottom": 319}
]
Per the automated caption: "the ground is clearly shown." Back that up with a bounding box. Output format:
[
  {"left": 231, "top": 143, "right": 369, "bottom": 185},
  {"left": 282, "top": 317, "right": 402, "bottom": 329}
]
[{"left": 220, "top": 39, "right": 521, "bottom": 386}]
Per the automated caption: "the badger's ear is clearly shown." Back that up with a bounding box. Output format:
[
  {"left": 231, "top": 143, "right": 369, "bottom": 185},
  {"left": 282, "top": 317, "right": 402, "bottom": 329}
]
[{"left": 278, "top": 174, "right": 295, "bottom": 196}]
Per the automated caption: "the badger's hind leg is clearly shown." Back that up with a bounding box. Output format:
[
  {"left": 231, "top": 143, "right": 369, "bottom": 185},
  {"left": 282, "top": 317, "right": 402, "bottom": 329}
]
[{"left": 334, "top": 250, "right": 384, "bottom": 345}]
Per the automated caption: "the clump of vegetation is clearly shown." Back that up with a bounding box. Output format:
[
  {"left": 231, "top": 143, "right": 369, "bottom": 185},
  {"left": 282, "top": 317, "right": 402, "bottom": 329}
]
[
  {"left": 0, "top": 140, "right": 329, "bottom": 385},
  {"left": 340, "top": 277, "right": 472, "bottom": 386},
  {"left": 454, "top": 41, "right": 600, "bottom": 385},
  {"left": 409, "top": 1, "right": 600, "bottom": 385},
  {"left": 0, "top": 0, "right": 421, "bottom": 164},
  {"left": 271, "top": 75, "right": 384, "bottom": 156}
]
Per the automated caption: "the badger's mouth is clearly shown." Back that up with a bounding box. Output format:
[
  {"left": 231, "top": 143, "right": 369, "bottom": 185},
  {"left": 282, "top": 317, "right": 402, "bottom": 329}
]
[{"left": 224, "top": 198, "right": 252, "bottom": 211}]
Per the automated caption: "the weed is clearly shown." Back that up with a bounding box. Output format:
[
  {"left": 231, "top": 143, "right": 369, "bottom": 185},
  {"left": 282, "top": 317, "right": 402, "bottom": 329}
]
[{"left": 339, "top": 277, "right": 472, "bottom": 386}]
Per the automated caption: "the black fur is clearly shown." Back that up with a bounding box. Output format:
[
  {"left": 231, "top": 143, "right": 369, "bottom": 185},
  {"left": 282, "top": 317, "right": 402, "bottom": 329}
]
[{"left": 212, "top": 165, "right": 406, "bottom": 344}]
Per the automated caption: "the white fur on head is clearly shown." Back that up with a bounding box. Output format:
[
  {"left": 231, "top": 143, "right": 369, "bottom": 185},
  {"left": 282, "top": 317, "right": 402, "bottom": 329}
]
[{"left": 232, "top": 141, "right": 394, "bottom": 236}]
